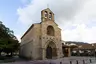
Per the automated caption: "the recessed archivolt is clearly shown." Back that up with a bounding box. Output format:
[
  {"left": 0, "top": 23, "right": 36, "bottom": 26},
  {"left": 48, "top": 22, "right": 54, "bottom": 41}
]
[{"left": 44, "top": 39, "right": 57, "bottom": 49}]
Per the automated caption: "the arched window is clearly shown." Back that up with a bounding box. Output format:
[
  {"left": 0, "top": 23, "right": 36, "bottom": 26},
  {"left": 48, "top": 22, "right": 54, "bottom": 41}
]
[
  {"left": 45, "top": 11, "right": 48, "bottom": 18},
  {"left": 49, "top": 12, "right": 52, "bottom": 20},
  {"left": 47, "top": 26, "right": 54, "bottom": 36}
]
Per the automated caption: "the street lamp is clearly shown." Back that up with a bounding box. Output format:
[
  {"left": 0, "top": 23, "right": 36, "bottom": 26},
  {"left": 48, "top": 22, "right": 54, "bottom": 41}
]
[{"left": 92, "top": 44, "right": 95, "bottom": 59}]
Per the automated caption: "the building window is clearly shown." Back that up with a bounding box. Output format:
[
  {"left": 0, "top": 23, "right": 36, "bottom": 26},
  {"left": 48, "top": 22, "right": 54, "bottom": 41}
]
[
  {"left": 49, "top": 12, "right": 52, "bottom": 20},
  {"left": 45, "top": 11, "right": 48, "bottom": 18},
  {"left": 47, "top": 26, "right": 54, "bottom": 36}
]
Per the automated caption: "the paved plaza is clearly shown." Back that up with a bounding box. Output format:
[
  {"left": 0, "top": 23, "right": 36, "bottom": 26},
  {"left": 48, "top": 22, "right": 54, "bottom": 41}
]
[{"left": 0, "top": 57, "right": 96, "bottom": 64}]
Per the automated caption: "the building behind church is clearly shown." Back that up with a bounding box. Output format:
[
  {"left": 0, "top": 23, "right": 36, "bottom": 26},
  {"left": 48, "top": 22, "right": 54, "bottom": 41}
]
[{"left": 20, "top": 8, "right": 63, "bottom": 60}]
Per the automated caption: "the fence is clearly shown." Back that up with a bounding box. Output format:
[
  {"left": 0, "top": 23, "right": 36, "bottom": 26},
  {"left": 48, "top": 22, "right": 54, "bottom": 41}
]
[{"left": 48, "top": 58, "right": 95, "bottom": 64}]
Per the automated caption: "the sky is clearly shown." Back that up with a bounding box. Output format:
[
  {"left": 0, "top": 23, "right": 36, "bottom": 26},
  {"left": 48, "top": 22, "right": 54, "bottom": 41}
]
[{"left": 0, "top": 0, "right": 96, "bottom": 43}]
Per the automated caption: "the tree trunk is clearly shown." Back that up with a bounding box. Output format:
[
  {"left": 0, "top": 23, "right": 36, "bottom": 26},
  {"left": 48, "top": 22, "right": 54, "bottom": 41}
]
[
  {"left": 0, "top": 52, "right": 1, "bottom": 56},
  {"left": 11, "top": 52, "right": 13, "bottom": 56}
]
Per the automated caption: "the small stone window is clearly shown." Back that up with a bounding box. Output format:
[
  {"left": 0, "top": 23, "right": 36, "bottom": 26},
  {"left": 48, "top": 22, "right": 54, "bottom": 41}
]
[
  {"left": 47, "top": 26, "right": 54, "bottom": 36},
  {"left": 45, "top": 11, "right": 48, "bottom": 18},
  {"left": 49, "top": 12, "right": 52, "bottom": 20}
]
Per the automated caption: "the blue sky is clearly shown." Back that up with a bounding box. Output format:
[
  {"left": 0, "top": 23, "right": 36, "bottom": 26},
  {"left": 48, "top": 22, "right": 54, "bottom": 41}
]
[
  {"left": 0, "top": 0, "right": 21, "bottom": 27},
  {"left": 0, "top": 0, "right": 96, "bottom": 43},
  {"left": 0, "top": 0, "right": 30, "bottom": 41}
]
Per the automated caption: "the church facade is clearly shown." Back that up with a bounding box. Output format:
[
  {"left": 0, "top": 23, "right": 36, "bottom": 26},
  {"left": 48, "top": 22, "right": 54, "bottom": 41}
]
[{"left": 20, "top": 8, "right": 63, "bottom": 60}]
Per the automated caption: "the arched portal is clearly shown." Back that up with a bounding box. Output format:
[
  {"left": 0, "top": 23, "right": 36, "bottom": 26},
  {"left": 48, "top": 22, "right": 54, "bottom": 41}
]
[
  {"left": 46, "top": 46, "right": 52, "bottom": 59},
  {"left": 46, "top": 41, "right": 57, "bottom": 59}
]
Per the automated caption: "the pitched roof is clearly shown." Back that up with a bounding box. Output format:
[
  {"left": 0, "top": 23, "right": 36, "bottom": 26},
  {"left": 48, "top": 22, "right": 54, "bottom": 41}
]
[
  {"left": 78, "top": 44, "right": 94, "bottom": 49},
  {"left": 21, "top": 24, "right": 34, "bottom": 39},
  {"left": 21, "top": 23, "right": 40, "bottom": 39}
]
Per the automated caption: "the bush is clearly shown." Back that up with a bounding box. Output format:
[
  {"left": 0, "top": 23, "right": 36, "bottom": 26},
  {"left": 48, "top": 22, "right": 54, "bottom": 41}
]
[{"left": 0, "top": 56, "right": 6, "bottom": 60}]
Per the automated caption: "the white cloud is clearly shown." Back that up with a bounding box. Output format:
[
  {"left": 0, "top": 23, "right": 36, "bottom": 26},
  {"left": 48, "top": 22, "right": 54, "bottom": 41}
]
[
  {"left": 15, "top": 34, "right": 21, "bottom": 42},
  {"left": 17, "top": 0, "right": 96, "bottom": 43},
  {"left": 17, "top": 0, "right": 87, "bottom": 25},
  {"left": 62, "top": 24, "right": 96, "bottom": 43}
]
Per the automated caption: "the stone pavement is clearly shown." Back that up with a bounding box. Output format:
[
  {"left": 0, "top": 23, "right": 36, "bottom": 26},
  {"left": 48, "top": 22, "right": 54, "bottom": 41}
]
[{"left": 1, "top": 57, "right": 96, "bottom": 64}]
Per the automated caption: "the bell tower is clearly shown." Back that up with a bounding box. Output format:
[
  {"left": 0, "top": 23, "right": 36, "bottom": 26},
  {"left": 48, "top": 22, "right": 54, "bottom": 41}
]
[{"left": 41, "top": 8, "right": 54, "bottom": 22}]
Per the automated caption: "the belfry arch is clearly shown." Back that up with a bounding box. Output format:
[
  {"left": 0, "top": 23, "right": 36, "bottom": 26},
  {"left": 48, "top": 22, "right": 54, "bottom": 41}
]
[{"left": 45, "top": 41, "right": 57, "bottom": 59}]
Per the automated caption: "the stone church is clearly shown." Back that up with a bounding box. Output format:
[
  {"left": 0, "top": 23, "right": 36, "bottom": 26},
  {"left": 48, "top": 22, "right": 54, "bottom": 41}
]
[{"left": 20, "top": 8, "right": 63, "bottom": 60}]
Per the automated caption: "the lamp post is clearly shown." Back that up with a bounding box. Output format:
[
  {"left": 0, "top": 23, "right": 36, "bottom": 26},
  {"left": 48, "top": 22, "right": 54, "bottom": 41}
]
[
  {"left": 78, "top": 46, "right": 82, "bottom": 56},
  {"left": 92, "top": 44, "right": 95, "bottom": 59},
  {"left": 94, "top": 48, "right": 96, "bottom": 60}
]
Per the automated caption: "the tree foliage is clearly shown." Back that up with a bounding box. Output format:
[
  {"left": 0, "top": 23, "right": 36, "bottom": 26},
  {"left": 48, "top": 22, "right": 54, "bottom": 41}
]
[{"left": 0, "top": 21, "right": 19, "bottom": 56}]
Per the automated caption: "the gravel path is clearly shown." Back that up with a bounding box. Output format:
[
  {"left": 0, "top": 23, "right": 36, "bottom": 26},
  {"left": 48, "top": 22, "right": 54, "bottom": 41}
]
[{"left": 0, "top": 57, "right": 96, "bottom": 64}]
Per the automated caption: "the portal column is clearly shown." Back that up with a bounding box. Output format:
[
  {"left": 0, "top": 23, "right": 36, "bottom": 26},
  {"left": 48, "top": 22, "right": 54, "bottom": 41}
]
[
  {"left": 68, "top": 48, "right": 71, "bottom": 57},
  {"left": 42, "top": 48, "right": 46, "bottom": 60}
]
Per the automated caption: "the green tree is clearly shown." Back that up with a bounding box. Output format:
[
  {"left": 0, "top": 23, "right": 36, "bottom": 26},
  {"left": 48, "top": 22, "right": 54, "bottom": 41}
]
[{"left": 0, "top": 21, "right": 19, "bottom": 56}]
